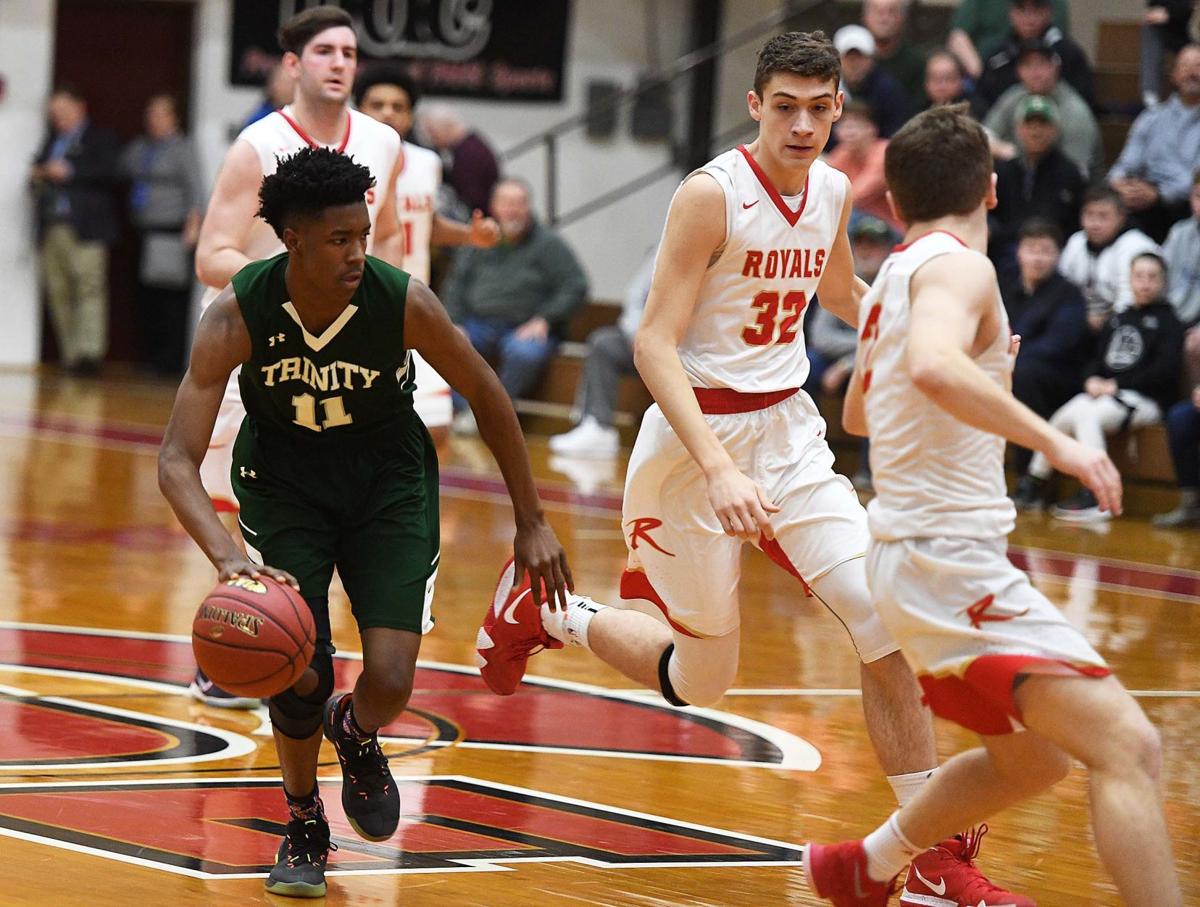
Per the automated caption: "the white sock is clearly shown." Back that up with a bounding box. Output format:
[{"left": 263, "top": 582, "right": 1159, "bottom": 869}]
[
  {"left": 887, "top": 767, "right": 937, "bottom": 807},
  {"left": 863, "top": 811, "right": 922, "bottom": 882},
  {"left": 541, "top": 596, "right": 605, "bottom": 648}
]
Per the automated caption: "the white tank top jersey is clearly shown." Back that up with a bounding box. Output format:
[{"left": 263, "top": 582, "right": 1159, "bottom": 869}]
[
  {"left": 859, "top": 231, "right": 1017, "bottom": 542},
  {"left": 393, "top": 140, "right": 441, "bottom": 284},
  {"left": 677, "top": 146, "right": 848, "bottom": 393},
  {"left": 202, "top": 104, "right": 402, "bottom": 300}
]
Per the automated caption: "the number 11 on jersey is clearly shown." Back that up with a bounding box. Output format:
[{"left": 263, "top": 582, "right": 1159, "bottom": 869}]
[{"left": 292, "top": 394, "right": 354, "bottom": 432}]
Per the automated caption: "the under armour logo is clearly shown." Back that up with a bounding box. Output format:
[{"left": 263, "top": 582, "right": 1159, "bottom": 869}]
[
  {"left": 627, "top": 517, "right": 675, "bottom": 557},
  {"left": 239, "top": 467, "right": 257, "bottom": 479},
  {"left": 268, "top": 333, "right": 286, "bottom": 347},
  {"left": 961, "top": 594, "right": 1029, "bottom": 629}
]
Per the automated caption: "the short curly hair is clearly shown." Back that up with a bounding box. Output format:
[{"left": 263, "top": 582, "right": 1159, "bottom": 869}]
[
  {"left": 258, "top": 147, "right": 375, "bottom": 238},
  {"left": 754, "top": 31, "right": 840, "bottom": 96}
]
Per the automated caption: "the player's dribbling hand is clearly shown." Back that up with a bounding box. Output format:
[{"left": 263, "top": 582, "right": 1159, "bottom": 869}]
[
  {"left": 705, "top": 464, "right": 781, "bottom": 541},
  {"left": 216, "top": 557, "right": 301, "bottom": 592},
  {"left": 1048, "top": 438, "right": 1123, "bottom": 516},
  {"left": 513, "top": 520, "right": 574, "bottom": 611}
]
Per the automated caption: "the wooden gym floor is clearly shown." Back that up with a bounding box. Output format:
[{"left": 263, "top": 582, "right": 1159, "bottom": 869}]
[{"left": 0, "top": 369, "right": 1197, "bottom": 906}]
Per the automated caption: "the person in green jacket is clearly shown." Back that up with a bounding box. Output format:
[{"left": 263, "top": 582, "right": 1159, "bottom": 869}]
[{"left": 441, "top": 177, "right": 588, "bottom": 432}]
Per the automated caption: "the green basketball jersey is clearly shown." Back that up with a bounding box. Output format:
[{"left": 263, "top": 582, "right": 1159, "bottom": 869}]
[{"left": 231, "top": 252, "right": 415, "bottom": 446}]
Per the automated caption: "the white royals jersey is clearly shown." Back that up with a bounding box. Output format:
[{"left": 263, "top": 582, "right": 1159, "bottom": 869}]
[
  {"left": 678, "top": 147, "right": 848, "bottom": 392},
  {"left": 211, "top": 104, "right": 402, "bottom": 277},
  {"left": 394, "top": 141, "right": 440, "bottom": 284},
  {"left": 859, "top": 231, "right": 1016, "bottom": 542}
]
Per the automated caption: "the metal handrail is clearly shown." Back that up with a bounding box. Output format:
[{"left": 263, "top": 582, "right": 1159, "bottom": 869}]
[
  {"left": 503, "top": 1, "right": 819, "bottom": 161},
  {"left": 506, "top": 0, "right": 831, "bottom": 226}
]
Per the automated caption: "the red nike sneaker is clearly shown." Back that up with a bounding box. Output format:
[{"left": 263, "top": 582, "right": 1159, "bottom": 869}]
[
  {"left": 475, "top": 558, "right": 562, "bottom": 696},
  {"left": 804, "top": 840, "right": 896, "bottom": 906},
  {"left": 901, "top": 825, "right": 1035, "bottom": 907}
]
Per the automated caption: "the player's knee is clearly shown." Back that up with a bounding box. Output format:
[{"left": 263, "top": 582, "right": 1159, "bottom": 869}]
[
  {"left": 362, "top": 661, "right": 415, "bottom": 711},
  {"left": 661, "top": 644, "right": 736, "bottom": 708},
  {"left": 268, "top": 646, "right": 333, "bottom": 739},
  {"left": 1117, "top": 712, "right": 1163, "bottom": 782}
]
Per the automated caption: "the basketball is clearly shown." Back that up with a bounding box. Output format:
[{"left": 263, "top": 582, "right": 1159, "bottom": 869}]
[{"left": 191, "top": 576, "right": 315, "bottom": 698}]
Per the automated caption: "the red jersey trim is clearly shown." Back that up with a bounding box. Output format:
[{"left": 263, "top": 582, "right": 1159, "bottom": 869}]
[
  {"left": 892, "top": 229, "right": 968, "bottom": 253},
  {"left": 278, "top": 109, "right": 352, "bottom": 154},
  {"left": 736, "top": 145, "right": 809, "bottom": 227}
]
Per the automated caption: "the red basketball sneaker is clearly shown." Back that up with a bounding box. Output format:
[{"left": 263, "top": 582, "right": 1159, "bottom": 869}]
[
  {"left": 475, "top": 559, "right": 562, "bottom": 696},
  {"left": 901, "top": 825, "right": 1035, "bottom": 907},
  {"left": 804, "top": 840, "right": 896, "bottom": 906}
]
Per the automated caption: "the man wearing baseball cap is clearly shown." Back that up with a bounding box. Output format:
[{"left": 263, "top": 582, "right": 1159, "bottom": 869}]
[
  {"left": 975, "top": 0, "right": 1095, "bottom": 114},
  {"left": 984, "top": 37, "right": 1103, "bottom": 178},
  {"left": 991, "top": 94, "right": 1086, "bottom": 266},
  {"left": 832, "top": 24, "right": 912, "bottom": 138}
]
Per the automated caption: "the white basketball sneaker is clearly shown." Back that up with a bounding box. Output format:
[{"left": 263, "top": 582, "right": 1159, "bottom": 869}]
[{"left": 548, "top": 416, "right": 619, "bottom": 458}]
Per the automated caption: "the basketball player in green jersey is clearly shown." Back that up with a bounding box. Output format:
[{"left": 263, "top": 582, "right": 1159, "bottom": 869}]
[{"left": 159, "top": 148, "right": 574, "bottom": 898}]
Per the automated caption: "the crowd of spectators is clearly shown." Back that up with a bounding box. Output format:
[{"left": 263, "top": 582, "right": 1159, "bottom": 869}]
[
  {"left": 813, "top": 0, "right": 1200, "bottom": 525},
  {"left": 26, "top": 1, "right": 1200, "bottom": 527}
]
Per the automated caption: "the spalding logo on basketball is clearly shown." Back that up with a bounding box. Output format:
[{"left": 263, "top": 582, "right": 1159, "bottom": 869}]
[
  {"left": 197, "top": 603, "right": 264, "bottom": 639},
  {"left": 191, "top": 576, "right": 315, "bottom": 698}
]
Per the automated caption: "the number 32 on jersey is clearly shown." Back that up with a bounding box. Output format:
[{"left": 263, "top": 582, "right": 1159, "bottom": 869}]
[{"left": 741, "top": 290, "right": 807, "bottom": 346}]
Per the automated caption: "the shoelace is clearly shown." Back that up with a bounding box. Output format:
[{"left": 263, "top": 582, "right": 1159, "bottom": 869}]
[
  {"left": 948, "top": 825, "right": 1023, "bottom": 899},
  {"left": 339, "top": 735, "right": 392, "bottom": 798},
  {"left": 285, "top": 818, "right": 336, "bottom": 869}
]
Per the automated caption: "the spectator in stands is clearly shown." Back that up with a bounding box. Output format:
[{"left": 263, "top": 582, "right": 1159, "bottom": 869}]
[
  {"left": 832, "top": 25, "right": 911, "bottom": 139},
  {"left": 923, "top": 50, "right": 970, "bottom": 108},
  {"left": 862, "top": 0, "right": 927, "bottom": 107},
  {"left": 823, "top": 102, "right": 902, "bottom": 233},
  {"left": 29, "top": 85, "right": 119, "bottom": 376},
  {"left": 120, "top": 93, "right": 203, "bottom": 377},
  {"left": 974, "top": 0, "right": 1094, "bottom": 115},
  {"left": 1001, "top": 219, "right": 1091, "bottom": 473},
  {"left": 419, "top": 103, "right": 500, "bottom": 218},
  {"left": 549, "top": 250, "right": 656, "bottom": 459},
  {"left": 1141, "top": 1, "right": 1198, "bottom": 107},
  {"left": 241, "top": 61, "right": 294, "bottom": 130},
  {"left": 985, "top": 39, "right": 1103, "bottom": 178},
  {"left": 948, "top": 0, "right": 1069, "bottom": 78},
  {"left": 1110, "top": 44, "right": 1200, "bottom": 243},
  {"left": 804, "top": 216, "right": 894, "bottom": 490},
  {"left": 1060, "top": 186, "right": 1162, "bottom": 331},
  {"left": 1162, "top": 168, "right": 1200, "bottom": 330},
  {"left": 442, "top": 178, "right": 588, "bottom": 433},
  {"left": 1152, "top": 382, "right": 1200, "bottom": 527},
  {"left": 989, "top": 95, "right": 1085, "bottom": 268},
  {"left": 1016, "top": 253, "right": 1183, "bottom": 521}
]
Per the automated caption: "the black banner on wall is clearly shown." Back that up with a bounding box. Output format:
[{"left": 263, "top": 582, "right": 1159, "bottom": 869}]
[{"left": 230, "top": 0, "right": 571, "bottom": 102}]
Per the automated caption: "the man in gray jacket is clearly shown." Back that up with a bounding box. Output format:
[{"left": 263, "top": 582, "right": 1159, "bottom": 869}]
[{"left": 442, "top": 178, "right": 588, "bottom": 431}]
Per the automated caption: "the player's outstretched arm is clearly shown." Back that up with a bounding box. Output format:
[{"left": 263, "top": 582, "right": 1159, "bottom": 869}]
[
  {"left": 195, "top": 140, "right": 265, "bottom": 289},
  {"left": 371, "top": 144, "right": 407, "bottom": 266},
  {"left": 907, "top": 253, "right": 1122, "bottom": 515},
  {"left": 815, "top": 182, "right": 868, "bottom": 328},
  {"left": 635, "top": 174, "right": 779, "bottom": 541},
  {"left": 158, "top": 289, "right": 299, "bottom": 589},
  {"left": 403, "top": 279, "right": 573, "bottom": 607}
]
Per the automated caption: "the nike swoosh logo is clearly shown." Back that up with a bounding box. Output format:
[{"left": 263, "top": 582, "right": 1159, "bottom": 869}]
[
  {"left": 912, "top": 864, "right": 947, "bottom": 896},
  {"left": 500, "top": 587, "right": 533, "bottom": 624},
  {"left": 742, "top": 200, "right": 759, "bottom": 209}
]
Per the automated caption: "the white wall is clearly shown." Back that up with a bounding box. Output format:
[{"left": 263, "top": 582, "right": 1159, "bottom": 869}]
[{"left": 0, "top": 1, "right": 55, "bottom": 366}]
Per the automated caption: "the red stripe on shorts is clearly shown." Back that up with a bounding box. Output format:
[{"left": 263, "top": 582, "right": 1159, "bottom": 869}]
[
  {"left": 211, "top": 498, "right": 239, "bottom": 514},
  {"left": 619, "top": 570, "right": 702, "bottom": 638},
  {"left": 757, "top": 535, "right": 813, "bottom": 596},
  {"left": 919, "top": 654, "right": 1111, "bottom": 736}
]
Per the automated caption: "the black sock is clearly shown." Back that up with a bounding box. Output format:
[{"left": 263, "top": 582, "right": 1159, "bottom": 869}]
[
  {"left": 284, "top": 784, "right": 324, "bottom": 822},
  {"left": 341, "top": 696, "right": 373, "bottom": 741}
]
